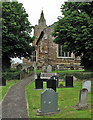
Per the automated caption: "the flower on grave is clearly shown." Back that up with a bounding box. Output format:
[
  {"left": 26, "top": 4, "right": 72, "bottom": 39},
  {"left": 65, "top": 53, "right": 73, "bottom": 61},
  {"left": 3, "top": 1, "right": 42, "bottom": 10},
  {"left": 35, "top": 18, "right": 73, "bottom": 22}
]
[{"left": 59, "top": 81, "right": 63, "bottom": 88}]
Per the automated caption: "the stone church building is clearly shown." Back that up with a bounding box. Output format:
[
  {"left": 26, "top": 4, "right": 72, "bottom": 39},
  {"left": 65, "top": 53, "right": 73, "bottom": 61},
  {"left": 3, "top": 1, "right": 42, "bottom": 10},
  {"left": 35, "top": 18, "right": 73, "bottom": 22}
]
[{"left": 23, "top": 10, "right": 81, "bottom": 71}]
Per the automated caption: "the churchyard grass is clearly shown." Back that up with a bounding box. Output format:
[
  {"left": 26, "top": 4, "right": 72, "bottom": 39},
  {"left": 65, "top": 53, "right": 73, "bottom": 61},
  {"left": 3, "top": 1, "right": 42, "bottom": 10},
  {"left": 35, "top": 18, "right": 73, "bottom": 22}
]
[
  {"left": 0, "top": 80, "right": 19, "bottom": 102},
  {"left": 26, "top": 80, "right": 92, "bottom": 118}
]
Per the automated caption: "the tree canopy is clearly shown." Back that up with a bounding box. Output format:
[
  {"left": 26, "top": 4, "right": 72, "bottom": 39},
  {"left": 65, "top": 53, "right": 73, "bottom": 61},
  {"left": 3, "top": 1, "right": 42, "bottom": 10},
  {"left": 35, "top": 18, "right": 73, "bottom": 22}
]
[
  {"left": 52, "top": 2, "right": 93, "bottom": 69},
  {"left": 2, "top": 1, "right": 34, "bottom": 69}
]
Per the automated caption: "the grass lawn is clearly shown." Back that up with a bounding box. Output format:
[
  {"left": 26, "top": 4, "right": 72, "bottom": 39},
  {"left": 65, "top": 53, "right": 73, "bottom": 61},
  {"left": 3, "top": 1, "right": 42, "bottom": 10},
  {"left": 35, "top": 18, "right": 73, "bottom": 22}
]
[
  {"left": 0, "top": 80, "right": 19, "bottom": 102},
  {"left": 26, "top": 80, "right": 92, "bottom": 119}
]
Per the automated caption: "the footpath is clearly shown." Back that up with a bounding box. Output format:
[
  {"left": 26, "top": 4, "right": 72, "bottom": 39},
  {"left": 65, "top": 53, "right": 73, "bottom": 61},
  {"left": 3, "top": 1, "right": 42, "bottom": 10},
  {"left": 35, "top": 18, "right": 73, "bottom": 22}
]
[{"left": 0, "top": 74, "right": 34, "bottom": 119}]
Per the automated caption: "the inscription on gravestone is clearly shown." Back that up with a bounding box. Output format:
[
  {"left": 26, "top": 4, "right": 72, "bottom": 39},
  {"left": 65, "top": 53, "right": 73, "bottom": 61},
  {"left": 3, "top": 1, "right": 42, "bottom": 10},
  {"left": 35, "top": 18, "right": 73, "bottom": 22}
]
[
  {"left": 75, "top": 88, "right": 88, "bottom": 110},
  {"left": 47, "top": 79, "right": 56, "bottom": 92},
  {"left": 37, "top": 88, "right": 60, "bottom": 115},
  {"left": 83, "top": 80, "right": 91, "bottom": 93},
  {"left": 65, "top": 76, "right": 73, "bottom": 87},
  {"left": 35, "top": 79, "right": 43, "bottom": 89}
]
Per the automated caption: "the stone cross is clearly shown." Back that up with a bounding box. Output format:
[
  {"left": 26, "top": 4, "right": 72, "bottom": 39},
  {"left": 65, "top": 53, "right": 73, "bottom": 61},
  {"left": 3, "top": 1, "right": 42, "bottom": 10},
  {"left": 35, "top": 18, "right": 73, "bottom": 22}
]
[{"left": 37, "top": 88, "right": 60, "bottom": 115}]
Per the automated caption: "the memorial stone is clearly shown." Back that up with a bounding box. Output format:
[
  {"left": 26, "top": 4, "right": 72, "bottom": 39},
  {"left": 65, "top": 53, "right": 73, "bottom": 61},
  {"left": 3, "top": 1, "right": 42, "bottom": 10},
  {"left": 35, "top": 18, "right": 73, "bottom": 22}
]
[
  {"left": 0, "top": 77, "right": 6, "bottom": 86},
  {"left": 35, "top": 79, "right": 43, "bottom": 89},
  {"left": 51, "top": 76, "right": 59, "bottom": 88},
  {"left": 37, "top": 88, "right": 60, "bottom": 115},
  {"left": 42, "top": 66, "right": 47, "bottom": 72},
  {"left": 75, "top": 88, "right": 88, "bottom": 109},
  {"left": 47, "top": 65, "right": 52, "bottom": 73},
  {"left": 65, "top": 76, "right": 73, "bottom": 87},
  {"left": 47, "top": 79, "right": 56, "bottom": 92},
  {"left": 83, "top": 80, "right": 91, "bottom": 93}
]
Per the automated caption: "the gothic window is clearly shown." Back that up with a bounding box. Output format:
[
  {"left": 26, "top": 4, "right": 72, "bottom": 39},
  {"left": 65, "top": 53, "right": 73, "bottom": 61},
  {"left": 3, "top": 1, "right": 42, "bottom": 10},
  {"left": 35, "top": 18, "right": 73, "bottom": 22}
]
[{"left": 58, "top": 45, "right": 71, "bottom": 57}]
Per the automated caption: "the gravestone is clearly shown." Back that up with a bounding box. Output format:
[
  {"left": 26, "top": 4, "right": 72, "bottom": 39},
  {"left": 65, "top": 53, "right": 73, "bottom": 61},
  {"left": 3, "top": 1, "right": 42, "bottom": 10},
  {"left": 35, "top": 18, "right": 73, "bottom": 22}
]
[
  {"left": 51, "top": 76, "right": 59, "bottom": 88},
  {"left": 42, "top": 66, "right": 47, "bottom": 72},
  {"left": 59, "top": 65, "right": 64, "bottom": 71},
  {"left": 75, "top": 88, "right": 88, "bottom": 110},
  {"left": 65, "top": 76, "right": 73, "bottom": 87},
  {"left": 47, "top": 65, "right": 52, "bottom": 73},
  {"left": 83, "top": 80, "right": 91, "bottom": 93},
  {"left": 35, "top": 79, "right": 43, "bottom": 89},
  {"left": 47, "top": 79, "right": 56, "bottom": 92},
  {"left": 37, "top": 88, "right": 60, "bottom": 115},
  {"left": 0, "top": 77, "right": 6, "bottom": 86}
]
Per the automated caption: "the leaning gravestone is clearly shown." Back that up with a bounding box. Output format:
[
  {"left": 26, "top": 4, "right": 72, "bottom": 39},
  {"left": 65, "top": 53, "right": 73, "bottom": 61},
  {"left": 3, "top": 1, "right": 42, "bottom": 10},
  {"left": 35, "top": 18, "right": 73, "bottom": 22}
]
[
  {"left": 37, "top": 88, "right": 60, "bottom": 115},
  {"left": 51, "top": 76, "right": 59, "bottom": 88},
  {"left": 47, "top": 65, "right": 52, "bottom": 73},
  {"left": 65, "top": 76, "right": 73, "bottom": 87},
  {"left": 47, "top": 79, "right": 56, "bottom": 92},
  {"left": 83, "top": 80, "right": 91, "bottom": 93},
  {"left": 35, "top": 79, "right": 43, "bottom": 89},
  {"left": 75, "top": 88, "right": 88, "bottom": 110}
]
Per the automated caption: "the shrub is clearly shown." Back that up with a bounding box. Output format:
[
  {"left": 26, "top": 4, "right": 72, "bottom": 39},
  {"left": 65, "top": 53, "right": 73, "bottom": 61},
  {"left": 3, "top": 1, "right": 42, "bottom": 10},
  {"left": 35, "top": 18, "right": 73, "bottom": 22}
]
[{"left": 59, "top": 72, "right": 93, "bottom": 80}]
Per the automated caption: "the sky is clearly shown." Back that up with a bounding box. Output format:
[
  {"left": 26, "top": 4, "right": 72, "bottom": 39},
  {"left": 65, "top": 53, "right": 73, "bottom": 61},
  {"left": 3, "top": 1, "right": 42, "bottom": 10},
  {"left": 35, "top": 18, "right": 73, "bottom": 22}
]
[{"left": 12, "top": 0, "right": 66, "bottom": 63}]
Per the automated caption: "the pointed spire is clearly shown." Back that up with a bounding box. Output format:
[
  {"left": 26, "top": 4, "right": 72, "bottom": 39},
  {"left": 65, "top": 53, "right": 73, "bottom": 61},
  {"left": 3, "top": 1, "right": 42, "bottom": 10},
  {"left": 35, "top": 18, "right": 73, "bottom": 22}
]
[{"left": 38, "top": 10, "right": 46, "bottom": 26}]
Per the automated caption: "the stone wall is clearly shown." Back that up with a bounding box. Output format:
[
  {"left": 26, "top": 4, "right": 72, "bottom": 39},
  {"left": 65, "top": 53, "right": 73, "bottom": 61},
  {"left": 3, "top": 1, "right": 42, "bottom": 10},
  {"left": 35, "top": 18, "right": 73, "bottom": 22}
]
[{"left": 36, "top": 24, "right": 81, "bottom": 70}]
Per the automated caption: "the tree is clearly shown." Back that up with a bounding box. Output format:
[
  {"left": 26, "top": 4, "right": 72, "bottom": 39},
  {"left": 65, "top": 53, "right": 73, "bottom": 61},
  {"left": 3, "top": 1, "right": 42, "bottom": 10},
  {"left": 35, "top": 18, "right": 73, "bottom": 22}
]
[
  {"left": 52, "top": 2, "right": 93, "bottom": 69},
  {"left": 2, "top": 1, "right": 34, "bottom": 70}
]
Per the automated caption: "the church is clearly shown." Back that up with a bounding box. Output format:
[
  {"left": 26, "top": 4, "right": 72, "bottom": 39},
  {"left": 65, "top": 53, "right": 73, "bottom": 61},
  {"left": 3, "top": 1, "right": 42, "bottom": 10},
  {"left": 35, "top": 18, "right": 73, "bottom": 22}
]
[{"left": 23, "top": 10, "right": 81, "bottom": 71}]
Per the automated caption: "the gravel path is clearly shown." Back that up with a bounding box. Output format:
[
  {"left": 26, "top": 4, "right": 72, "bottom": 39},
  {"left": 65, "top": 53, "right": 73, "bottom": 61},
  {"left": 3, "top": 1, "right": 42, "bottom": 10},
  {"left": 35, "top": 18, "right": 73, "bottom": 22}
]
[{"left": 0, "top": 74, "right": 34, "bottom": 119}]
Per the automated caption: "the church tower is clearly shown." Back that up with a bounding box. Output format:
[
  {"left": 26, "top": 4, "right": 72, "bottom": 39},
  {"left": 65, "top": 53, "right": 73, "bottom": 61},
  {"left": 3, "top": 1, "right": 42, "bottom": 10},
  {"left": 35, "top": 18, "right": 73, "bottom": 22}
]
[{"left": 33, "top": 10, "right": 47, "bottom": 45}]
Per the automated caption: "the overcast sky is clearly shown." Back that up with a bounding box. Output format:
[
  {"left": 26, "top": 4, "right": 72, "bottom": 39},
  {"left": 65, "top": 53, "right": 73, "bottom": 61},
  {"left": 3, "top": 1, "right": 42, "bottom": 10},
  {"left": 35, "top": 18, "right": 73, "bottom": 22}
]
[{"left": 12, "top": 0, "right": 66, "bottom": 63}]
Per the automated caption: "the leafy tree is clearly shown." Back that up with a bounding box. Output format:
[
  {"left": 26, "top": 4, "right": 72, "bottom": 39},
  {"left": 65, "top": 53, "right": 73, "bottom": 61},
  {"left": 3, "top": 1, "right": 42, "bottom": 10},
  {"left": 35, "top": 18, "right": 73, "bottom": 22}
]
[
  {"left": 52, "top": 2, "right": 93, "bottom": 69},
  {"left": 1, "top": 1, "right": 34, "bottom": 70}
]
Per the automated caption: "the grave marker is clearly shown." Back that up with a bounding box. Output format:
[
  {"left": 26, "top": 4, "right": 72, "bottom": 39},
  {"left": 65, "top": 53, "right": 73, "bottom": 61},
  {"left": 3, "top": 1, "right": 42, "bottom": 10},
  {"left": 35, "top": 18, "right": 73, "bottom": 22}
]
[
  {"left": 75, "top": 88, "right": 88, "bottom": 110},
  {"left": 0, "top": 77, "right": 6, "bottom": 86},
  {"left": 47, "top": 65, "right": 52, "bottom": 73},
  {"left": 47, "top": 79, "right": 56, "bottom": 92},
  {"left": 65, "top": 76, "right": 73, "bottom": 87},
  {"left": 83, "top": 80, "right": 91, "bottom": 93},
  {"left": 37, "top": 88, "right": 60, "bottom": 115},
  {"left": 51, "top": 76, "right": 59, "bottom": 88},
  {"left": 35, "top": 79, "right": 43, "bottom": 89}
]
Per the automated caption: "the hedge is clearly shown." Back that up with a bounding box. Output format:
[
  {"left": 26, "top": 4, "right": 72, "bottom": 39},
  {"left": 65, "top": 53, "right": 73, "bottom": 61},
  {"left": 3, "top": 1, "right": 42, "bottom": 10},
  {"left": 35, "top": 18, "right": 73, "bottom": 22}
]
[{"left": 59, "top": 72, "right": 93, "bottom": 80}]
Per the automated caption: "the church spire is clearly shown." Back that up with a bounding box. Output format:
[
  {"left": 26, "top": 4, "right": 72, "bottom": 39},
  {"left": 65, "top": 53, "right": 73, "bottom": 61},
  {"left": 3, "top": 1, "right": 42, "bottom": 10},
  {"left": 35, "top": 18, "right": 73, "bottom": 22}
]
[{"left": 38, "top": 10, "right": 46, "bottom": 26}]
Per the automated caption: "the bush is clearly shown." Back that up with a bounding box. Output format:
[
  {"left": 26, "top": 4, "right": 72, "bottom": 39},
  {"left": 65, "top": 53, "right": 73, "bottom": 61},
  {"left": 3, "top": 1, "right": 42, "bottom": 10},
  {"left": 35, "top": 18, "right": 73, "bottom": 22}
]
[
  {"left": 59, "top": 72, "right": 93, "bottom": 80},
  {"left": 3, "top": 71, "right": 20, "bottom": 80}
]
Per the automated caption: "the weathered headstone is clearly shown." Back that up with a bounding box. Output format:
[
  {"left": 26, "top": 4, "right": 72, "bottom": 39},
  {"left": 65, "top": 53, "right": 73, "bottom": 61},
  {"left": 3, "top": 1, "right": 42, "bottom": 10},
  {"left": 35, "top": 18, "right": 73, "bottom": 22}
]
[
  {"left": 47, "top": 79, "right": 56, "bottom": 92},
  {"left": 47, "top": 65, "right": 52, "bottom": 73},
  {"left": 51, "top": 76, "right": 59, "bottom": 88},
  {"left": 37, "top": 88, "right": 60, "bottom": 115},
  {"left": 65, "top": 76, "right": 73, "bottom": 87},
  {"left": 59, "top": 65, "right": 64, "bottom": 71},
  {"left": 83, "top": 80, "right": 91, "bottom": 93},
  {"left": 35, "top": 79, "right": 43, "bottom": 89},
  {"left": 75, "top": 88, "right": 88, "bottom": 110},
  {"left": 42, "top": 66, "right": 47, "bottom": 72},
  {"left": 0, "top": 77, "right": 6, "bottom": 86}
]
